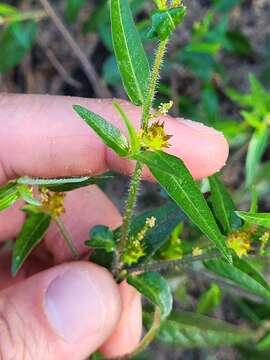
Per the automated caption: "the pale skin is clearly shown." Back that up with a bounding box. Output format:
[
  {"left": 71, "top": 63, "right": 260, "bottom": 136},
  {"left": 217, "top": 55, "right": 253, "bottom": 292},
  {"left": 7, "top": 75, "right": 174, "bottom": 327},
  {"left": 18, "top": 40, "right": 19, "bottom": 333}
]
[{"left": 0, "top": 94, "right": 229, "bottom": 360}]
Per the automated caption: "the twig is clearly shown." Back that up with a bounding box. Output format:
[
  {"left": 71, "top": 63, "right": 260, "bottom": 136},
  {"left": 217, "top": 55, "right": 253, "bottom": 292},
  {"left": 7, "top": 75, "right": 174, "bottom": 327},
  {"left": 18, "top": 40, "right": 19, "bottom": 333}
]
[
  {"left": 39, "top": 40, "right": 82, "bottom": 89},
  {"left": 55, "top": 217, "right": 80, "bottom": 259},
  {"left": 38, "top": 0, "right": 112, "bottom": 98}
]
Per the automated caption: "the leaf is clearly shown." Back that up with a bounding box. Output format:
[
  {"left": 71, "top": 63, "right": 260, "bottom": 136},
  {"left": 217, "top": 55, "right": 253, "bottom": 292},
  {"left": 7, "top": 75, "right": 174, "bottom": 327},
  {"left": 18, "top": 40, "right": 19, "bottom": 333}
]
[
  {"left": 73, "top": 105, "right": 129, "bottom": 156},
  {"left": 110, "top": 0, "right": 150, "bottom": 105},
  {"left": 12, "top": 211, "right": 51, "bottom": 275},
  {"left": 65, "top": 0, "right": 86, "bottom": 23},
  {"left": 257, "top": 332, "right": 270, "bottom": 351},
  {"left": 0, "top": 3, "right": 17, "bottom": 15},
  {"left": 0, "top": 21, "right": 37, "bottom": 72},
  {"left": 157, "top": 310, "right": 252, "bottom": 347},
  {"left": 134, "top": 151, "right": 231, "bottom": 262},
  {"left": 209, "top": 174, "right": 241, "bottom": 234},
  {"left": 114, "top": 202, "right": 185, "bottom": 263},
  {"left": 128, "top": 271, "right": 172, "bottom": 319},
  {"left": 236, "top": 211, "right": 270, "bottom": 229},
  {"left": 197, "top": 283, "right": 221, "bottom": 315},
  {"left": 204, "top": 258, "right": 270, "bottom": 300},
  {"left": 0, "top": 182, "right": 20, "bottom": 211},
  {"left": 147, "top": 7, "right": 186, "bottom": 41},
  {"left": 246, "top": 125, "right": 268, "bottom": 187},
  {"left": 86, "top": 225, "right": 115, "bottom": 253},
  {"left": 17, "top": 175, "right": 109, "bottom": 192},
  {"left": 112, "top": 101, "right": 140, "bottom": 153},
  {"left": 17, "top": 184, "right": 41, "bottom": 206}
]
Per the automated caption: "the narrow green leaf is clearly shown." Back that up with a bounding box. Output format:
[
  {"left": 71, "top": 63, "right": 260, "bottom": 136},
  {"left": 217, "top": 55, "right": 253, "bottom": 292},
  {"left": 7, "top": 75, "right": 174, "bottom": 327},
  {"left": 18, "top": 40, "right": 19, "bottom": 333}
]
[
  {"left": 128, "top": 271, "right": 172, "bottom": 319},
  {"left": 114, "top": 202, "right": 185, "bottom": 263},
  {"left": 147, "top": 7, "right": 186, "bottom": 41},
  {"left": 111, "top": 0, "right": 150, "bottom": 105},
  {"left": 134, "top": 151, "right": 231, "bottom": 262},
  {"left": 73, "top": 105, "right": 129, "bottom": 156},
  {"left": 65, "top": 0, "right": 86, "bottom": 23},
  {"left": 0, "top": 182, "right": 20, "bottom": 211},
  {"left": 204, "top": 258, "right": 270, "bottom": 300},
  {"left": 250, "top": 186, "right": 258, "bottom": 213},
  {"left": 236, "top": 211, "right": 270, "bottom": 229},
  {"left": 17, "top": 175, "right": 109, "bottom": 192},
  {"left": 112, "top": 101, "right": 140, "bottom": 153},
  {"left": 156, "top": 311, "right": 252, "bottom": 348},
  {"left": 17, "top": 184, "right": 41, "bottom": 206},
  {"left": 12, "top": 212, "right": 51, "bottom": 275},
  {"left": 86, "top": 225, "right": 115, "bottom": 253},
  {"left": 246, "top": 125, "right": 268, "bottom": 187},
  {"left": 257, "top": 332, "right": 270, "bottom": 351},
  {"left": 0, "top": 3, "right": 17, "bottom": 15},
  {"left": 209, "top": 174, "right": 241, "bottom": 234},
  {"left": 197, "top": 283, "right": 221, "bottom": 315}
]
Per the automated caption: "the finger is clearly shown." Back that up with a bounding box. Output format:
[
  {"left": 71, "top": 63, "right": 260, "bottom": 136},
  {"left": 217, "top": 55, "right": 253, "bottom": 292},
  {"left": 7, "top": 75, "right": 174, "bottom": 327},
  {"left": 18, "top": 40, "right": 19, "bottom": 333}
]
[
  {"left": 0, "top": 261, "right": 122, "bottom": 360},
  {"left": 0, "top": 95, "right": 228, "bottom": 185},
  {"left": 0, "top": 186, "right": 122, "bottom": 263},
  {"left": 101, "top": 281, "right": 142, "bottom": 358}
]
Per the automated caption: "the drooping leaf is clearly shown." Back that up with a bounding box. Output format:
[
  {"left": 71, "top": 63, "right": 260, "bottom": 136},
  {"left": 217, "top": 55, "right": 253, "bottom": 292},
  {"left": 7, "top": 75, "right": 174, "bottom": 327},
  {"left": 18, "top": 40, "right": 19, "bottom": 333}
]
[
  {"left": 114, "top": 202, "right": 185, "bottom": 263},
  {"left": 209, "top": 174, "right": 241, "bottom": 234},
  {"left": 134, "top": 151, "right": 231, "bottom": 262},
  {"left": 0, "top": 182, "right": 20, "bottom": 211},
  {"left": 17, "top": 175, "right": 109, "bottom": 192},
  {"left": 0, "top": 21, "right": 37, "bottom": 72},
  {"left": 246, "top": 125, "right": 268, "bottom": 187},
  {"left": 110, "top": 0, "right": 150, "bottom": 105},
  {"left": 156, "top": 310, "right": 252, "bottom": 347},
  {"left": 12, "top": 211, "right": 51, "bottom": 275},
  {"left": 236, "top": 211, "right": 270, "bottom": 229},
  {"left": 128, "top": 271, "right": 172, "bottom": 319},
  {"left": 73, "top": 105, "right": 129, "bottom": 156},
  {"left": 204, "top": 258, "right": 270, "bottom": 300},
  {"left": 197, "top": 283, "right": 221, "bottom": 315},
  {"left": 147, "top": 7, "right": 186, "bottom": 41},
  {"left": 86, "top": 225, "right": 115, "bottom": 253}
]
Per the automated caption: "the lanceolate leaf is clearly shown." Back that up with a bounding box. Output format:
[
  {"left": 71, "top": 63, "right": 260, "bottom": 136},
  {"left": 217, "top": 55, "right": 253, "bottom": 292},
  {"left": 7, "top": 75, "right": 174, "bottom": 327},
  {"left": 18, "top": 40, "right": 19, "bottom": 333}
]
[
  {"left": 111, "top": 0, "right": 150, "bottom": 105},
  {"left": 114, "top": 202, "right": 185, "bottom": 263},
  {"left": 147, "top": 7, "right": 186, "bottom": 41},
  {"left": 204, "top": 258, "right": 270, "bottom": 300},
  {"left": 0, "top": 182, "right": 20, "bottom": 211},
  {"left": 157, "top": 311, "right": 252, "bottom": 348},
  {"left": 73, "top": 105, "right": 129, "bottom": 156},
  {"left": 246, "top": 125, "right": 268, "bottom": 187},
  {"left": 12, "top": 211, "right": 51, "bottom": 275},
  {"left": 134, "top": 151, "right": 231, "bottom": 262},
  {"left": 17, "top": 175, "right": 109, "bottom": 192},
  {"left": 128, "top": 271, "right": 172, "bottom": 319},
  {"left": 236, "top": 211, "right": 270, "bottom": 229},
  {"left": 209, "top": 174, "right": 241, "bottom": 234}
]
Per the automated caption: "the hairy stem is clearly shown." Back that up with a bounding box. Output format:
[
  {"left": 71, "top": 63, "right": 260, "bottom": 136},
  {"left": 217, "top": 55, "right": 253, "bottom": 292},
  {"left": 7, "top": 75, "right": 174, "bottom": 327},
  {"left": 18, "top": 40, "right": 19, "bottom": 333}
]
[
  {"left": 55, "top": 217, "right": 80, "bottom": 259},
  {"left": 142, "top": 39, "right": 168, "bottom": 129},
  {"left": 116, "top": 40, "right": 169, "bottom": 270}
]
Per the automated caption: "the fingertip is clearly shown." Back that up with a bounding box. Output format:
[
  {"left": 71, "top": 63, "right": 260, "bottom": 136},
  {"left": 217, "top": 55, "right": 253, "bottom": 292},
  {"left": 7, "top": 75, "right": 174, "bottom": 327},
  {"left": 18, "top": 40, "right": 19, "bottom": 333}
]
[{"left": 101, "top": 281, "right": 142, "bottom": 358}]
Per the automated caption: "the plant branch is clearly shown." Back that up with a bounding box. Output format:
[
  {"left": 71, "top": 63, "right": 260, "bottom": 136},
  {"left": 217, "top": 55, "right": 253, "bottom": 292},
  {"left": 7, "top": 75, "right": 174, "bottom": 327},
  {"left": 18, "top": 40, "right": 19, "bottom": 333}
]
[
  {"left": 55, "top": 217, "right": 80, "bottom": 259},
  {"left": 38, "top": 0, "right": 111, "bottom": 98}
]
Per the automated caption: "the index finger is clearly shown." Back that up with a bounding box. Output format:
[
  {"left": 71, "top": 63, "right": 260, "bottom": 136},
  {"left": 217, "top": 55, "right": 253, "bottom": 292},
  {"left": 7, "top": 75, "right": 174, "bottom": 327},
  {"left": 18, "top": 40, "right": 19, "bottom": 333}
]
[{"left": 0, "top": 94, "right": 228, "bottom": 185}]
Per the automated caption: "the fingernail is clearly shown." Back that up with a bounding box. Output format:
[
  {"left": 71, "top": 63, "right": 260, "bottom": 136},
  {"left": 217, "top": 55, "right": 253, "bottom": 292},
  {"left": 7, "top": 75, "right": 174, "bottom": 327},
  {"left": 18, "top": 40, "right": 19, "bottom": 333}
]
[
  {"left": 45, "top": 269, "right": 105, "bottom": 342},
  {"left": 176, "top": 118, "right": 223, "bottom": 136}
]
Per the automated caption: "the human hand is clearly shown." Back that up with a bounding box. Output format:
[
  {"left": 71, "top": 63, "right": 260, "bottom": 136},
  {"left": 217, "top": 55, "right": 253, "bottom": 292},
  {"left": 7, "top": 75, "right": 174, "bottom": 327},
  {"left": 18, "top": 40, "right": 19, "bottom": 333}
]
[{"left": 0, "top": 94, "right": 228, "bottom": 360}]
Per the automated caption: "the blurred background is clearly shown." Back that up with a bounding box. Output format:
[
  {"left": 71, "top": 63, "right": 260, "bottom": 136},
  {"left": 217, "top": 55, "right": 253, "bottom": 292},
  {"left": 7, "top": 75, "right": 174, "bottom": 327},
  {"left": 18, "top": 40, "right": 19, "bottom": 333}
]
[{"left": 1, "top": 1, "right": 270, "bottom": 359}]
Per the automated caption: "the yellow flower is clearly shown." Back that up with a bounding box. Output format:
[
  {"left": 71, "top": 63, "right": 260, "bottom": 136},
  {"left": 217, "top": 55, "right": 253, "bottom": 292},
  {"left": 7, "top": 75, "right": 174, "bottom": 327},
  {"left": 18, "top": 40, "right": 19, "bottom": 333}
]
[
  {"left": 192, "top": 247, "right": 203, "bottom": 256},
  {"left": 141, "top": 121, "right": 172, "bottom": 150},
  {"left": 228, "top": 230, "right": 251, "bottom": 257},
  {"left": 40, "top": 188, "right": 66, "bottom": 218}
]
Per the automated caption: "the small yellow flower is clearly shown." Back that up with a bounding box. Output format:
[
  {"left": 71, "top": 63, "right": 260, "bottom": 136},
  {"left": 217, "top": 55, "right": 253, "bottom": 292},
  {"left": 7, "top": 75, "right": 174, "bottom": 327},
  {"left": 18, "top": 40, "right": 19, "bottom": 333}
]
[
  {"left": 40, "top": 188, "right": 66, "bottom": 219},
  {"left": 192, "top": 247, "right": 203, "bottom": 256},
  {"left": 141, "top": 121, "right": 172, "bottom": 150},
  {"left": 228, "top": 230, "right": 251, "bottom": 257}
]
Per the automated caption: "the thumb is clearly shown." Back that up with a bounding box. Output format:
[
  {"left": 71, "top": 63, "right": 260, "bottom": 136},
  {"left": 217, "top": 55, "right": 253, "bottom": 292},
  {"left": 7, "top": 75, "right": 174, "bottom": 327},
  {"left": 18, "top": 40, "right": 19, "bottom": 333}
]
[{"left": 0, "top": 261, "right": 122, "bottom": 360}]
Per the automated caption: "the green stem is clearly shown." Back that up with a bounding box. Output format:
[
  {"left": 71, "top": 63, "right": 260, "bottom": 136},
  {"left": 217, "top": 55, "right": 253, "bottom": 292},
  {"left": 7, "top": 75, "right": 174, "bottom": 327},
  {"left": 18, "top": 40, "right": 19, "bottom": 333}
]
[
  {"left": 133, "top": 307, "right": 161, "bottom": 355},
  {"left": 142, "top": 39, "right": 168, "bottom": 129},
  {"left": 55, "top": 217, "right": 80, "bottom": 259},
  {"left": 116, "top": 40, "right": 169, "bottom": 271}
]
